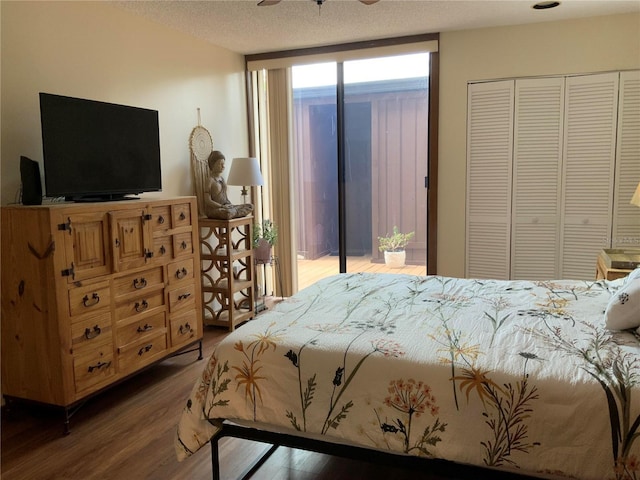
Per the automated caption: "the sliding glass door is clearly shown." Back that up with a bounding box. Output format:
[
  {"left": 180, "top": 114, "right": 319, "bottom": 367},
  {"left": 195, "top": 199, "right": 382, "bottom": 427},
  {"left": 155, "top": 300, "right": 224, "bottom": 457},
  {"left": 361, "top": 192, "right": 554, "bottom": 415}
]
[
  {"left": 292, "top": 63, "right": 340, "bottom": 287},
  {"left": 343, "top": 54, "right": 429, "bottom": 276},
  {"left": 292, "top": 53, "right": 430, "bottom": 290}
]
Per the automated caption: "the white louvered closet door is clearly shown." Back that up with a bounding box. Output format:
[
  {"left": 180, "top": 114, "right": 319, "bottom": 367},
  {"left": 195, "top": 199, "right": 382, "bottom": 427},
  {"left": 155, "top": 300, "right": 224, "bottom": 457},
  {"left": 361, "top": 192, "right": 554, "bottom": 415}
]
[
  {"left": 612, "top": 70, "right": 640, "bottom": 248},
  {"left": 560, "top": 72, "right": 619, "bottom": 279},
  {"left": 466, "top": 80, "right": 514, "bottom": 279},
  {"left": 511, "top": 78, "right": 564, "bottom": 280}
]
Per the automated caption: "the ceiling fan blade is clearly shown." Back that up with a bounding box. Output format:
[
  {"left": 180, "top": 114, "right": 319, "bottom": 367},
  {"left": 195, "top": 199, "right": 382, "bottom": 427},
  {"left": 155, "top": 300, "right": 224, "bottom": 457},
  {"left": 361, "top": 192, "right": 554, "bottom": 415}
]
[
  {"left": 258, "top": 0, "right": 281, "bottom": 5},
  {"left": 359, "top": 0, "right": 380, "bottom": 4}
]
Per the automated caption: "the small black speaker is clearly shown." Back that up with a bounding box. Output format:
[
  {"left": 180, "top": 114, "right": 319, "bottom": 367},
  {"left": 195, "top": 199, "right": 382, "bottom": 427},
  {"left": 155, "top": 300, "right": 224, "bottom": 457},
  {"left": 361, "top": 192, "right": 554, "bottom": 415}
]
[{"left": 20, "top": 156, "right": 43, "bottom": 205}]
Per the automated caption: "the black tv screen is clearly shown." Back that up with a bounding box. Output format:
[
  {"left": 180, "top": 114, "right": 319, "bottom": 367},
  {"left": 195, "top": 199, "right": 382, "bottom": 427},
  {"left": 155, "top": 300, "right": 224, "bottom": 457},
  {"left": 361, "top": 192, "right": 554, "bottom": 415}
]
[{"left": 39, "top": 93, "right": 162, "bottom": 201}]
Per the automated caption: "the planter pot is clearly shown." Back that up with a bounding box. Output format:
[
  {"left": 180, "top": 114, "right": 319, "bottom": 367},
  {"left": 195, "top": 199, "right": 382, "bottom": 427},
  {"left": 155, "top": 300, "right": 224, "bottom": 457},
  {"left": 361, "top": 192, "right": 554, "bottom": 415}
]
[
  {"left": 384, "top": 250, "right": 406, "bottom": 268},
  {"left": 255, "top": 238, "right": 272, "bottom": 264}
]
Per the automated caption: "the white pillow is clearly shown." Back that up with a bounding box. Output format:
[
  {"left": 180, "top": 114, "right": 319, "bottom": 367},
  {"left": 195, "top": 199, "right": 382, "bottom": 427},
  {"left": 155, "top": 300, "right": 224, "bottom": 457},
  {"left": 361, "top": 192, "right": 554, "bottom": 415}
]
[{"left": 605, "top": 268, "right": 640, "bottom": 330}]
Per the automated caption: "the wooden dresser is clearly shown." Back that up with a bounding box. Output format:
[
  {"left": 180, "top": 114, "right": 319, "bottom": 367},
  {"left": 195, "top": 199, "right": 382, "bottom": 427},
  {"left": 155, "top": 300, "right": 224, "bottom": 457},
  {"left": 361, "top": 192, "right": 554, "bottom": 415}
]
[{"left": 1, "top": 197, "right": 203, "bottom": 431}]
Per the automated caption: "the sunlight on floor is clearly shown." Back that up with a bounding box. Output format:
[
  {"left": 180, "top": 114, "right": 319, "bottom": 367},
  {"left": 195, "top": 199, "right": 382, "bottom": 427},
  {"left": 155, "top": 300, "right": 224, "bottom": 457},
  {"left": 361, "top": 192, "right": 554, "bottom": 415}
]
[{"left": 297, "top": 255, "right": 426, "bottom": 291}]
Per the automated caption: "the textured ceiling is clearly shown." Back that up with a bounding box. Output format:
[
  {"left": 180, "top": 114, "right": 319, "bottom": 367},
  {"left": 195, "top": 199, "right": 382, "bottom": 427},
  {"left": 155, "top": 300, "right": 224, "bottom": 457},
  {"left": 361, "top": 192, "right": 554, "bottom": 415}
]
[{"left": 112, "top": 0, "right": 640, "bottom": 55}]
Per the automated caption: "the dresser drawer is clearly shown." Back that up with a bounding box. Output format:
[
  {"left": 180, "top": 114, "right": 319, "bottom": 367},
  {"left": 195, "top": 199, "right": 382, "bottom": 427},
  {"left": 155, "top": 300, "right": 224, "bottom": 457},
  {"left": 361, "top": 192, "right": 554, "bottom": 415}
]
[
  {"left": 153, "top": 235, "right": 173, "bottom": 264},
  {"left": 169, "top": 311, "right": 200, "bottom": 348},
  {"left": 173, "top": 232, "right": 193, "bottom": 258},
  {"left": 168, "top": 258, "right": 194, "bottom": 285},
  {"left": 168, "top": 283, "right": 196, "bottom": 313},
  {"left": 68, "top": 280, "right": 111, "bottom": 319},
  {"left": 71, "top": 312, "right": 112, "bottom": 354},
  {"left": 150, "top": 205, "right": 171, "bottom": 233},
  {"left": 113, "top": 266, "right": 164, "bottom": 300},
  {"left": 114, "top": 289, "right": 165, "bottom": 322},
  {"left": 117, "top": 332, "right": 167, "bottom": 374},
  {"left": 116, "top": 312, "right": 166, "bottom": 349},
  {"left": 171, "top": 203, "right": 192, "bottom": 229},
  {"left": 73, "top": 338, "right": 115, "bottom": 394}
]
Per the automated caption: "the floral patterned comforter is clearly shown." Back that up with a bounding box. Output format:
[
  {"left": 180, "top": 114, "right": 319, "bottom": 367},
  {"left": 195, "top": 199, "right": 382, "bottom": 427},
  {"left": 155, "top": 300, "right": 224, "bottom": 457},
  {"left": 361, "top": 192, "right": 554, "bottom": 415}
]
[{"left": 176, "top": 273, "right": 640, "bottom": 480}]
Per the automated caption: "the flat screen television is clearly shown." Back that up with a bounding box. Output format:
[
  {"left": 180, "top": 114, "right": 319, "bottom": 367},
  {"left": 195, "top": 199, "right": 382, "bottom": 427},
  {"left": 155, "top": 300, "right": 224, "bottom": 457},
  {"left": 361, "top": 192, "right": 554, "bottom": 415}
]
[{"left": 39, "top": 93, "right": 162, "bottom": 202}]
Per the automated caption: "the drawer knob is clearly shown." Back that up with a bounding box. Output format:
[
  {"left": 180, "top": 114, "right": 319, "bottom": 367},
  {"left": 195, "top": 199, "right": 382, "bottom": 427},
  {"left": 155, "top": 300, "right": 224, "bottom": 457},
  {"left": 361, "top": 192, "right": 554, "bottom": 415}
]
[
  {"left": 82, "top": 293, "right": 100, "bottom": 308},
  {"left": 158, "top": 215, "right": 165, "bottom": 225},
  {"left": 178, "top": 292, "right": 191, "bottom": 301},
  {"left": 180, "top": 240, "right": 188, "bottom": 250},
  {"left": 133, "top": 277, "right": 147, "bottom": 289},
  {"left": 138, "top": 344, "right": 153, "bottom": 356},
  {"left": 178, "top": 323, "right": 192, "bottom": 335},
  {"left": 176, "top": 268, "right": 188, "bottom": 279},
  {"left": 134, "top": 300, "right": 149, "bottom": 313},
  {"left": 84, "top": 325, "right": 102, "bottom": 340},
  {"left": 179, "top": 212, "right": 186, "bottom": 221},
  {"left": 87, "top": 360, "right": 111, "bottom": 373},
  {"left": 159, "top": 245, "right": 166, "bottom": 255},
  {"left": 137, "top": 324, "right": 153, "bottom": 333}
]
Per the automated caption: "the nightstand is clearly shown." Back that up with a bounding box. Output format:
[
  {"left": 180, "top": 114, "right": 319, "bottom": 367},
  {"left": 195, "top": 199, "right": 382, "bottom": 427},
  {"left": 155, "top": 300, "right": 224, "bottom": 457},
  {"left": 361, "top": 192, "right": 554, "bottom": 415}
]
[{"left": 596, "top": 250, "right": 636, "bottom": 281}]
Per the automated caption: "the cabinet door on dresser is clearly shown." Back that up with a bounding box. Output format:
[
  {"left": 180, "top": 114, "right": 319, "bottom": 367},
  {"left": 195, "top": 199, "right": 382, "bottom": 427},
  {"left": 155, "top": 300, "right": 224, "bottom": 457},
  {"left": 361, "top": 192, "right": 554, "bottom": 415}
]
[
  {"left": 110, "top": 208, "right": 153, "bottom": 272},
  {"left": 57, "top": 211, "right": 111, "bottom": 282}
]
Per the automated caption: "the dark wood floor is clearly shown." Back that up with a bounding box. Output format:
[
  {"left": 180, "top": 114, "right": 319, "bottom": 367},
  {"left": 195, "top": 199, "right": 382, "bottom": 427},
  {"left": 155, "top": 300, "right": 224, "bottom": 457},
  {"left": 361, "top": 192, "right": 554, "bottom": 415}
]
[{"left": 1, "top": 326, "right": 532, "bottom": 480}]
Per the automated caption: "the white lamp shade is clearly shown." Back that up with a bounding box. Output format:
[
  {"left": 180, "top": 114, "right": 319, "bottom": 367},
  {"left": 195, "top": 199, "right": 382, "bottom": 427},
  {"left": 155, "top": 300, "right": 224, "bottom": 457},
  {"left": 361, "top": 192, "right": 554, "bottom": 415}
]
[
  {"left": 631, "top": 181, "right": 640, "bottom": 207},
  {"left": 227, "top": 157, "right": 264, "bottom": 187}
]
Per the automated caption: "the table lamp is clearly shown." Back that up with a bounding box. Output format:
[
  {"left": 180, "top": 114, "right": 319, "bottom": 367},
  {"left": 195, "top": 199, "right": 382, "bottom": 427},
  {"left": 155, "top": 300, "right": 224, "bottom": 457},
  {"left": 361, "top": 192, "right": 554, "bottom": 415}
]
[
  {"left": 631, "top": 181, "right": 640, "bottom": 207},
  {"left": 226, "top": 157, "right": 264, "bottom": 204}
]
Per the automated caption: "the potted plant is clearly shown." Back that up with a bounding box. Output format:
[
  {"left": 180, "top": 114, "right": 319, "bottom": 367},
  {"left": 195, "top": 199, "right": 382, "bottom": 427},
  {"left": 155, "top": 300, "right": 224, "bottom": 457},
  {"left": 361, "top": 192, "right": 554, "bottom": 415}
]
[
  {"left": 253, "top": 219, "right": 278, "bottom": 264},
  {"left": 378, "top": 226, "right": 414, "bottom": 268}
]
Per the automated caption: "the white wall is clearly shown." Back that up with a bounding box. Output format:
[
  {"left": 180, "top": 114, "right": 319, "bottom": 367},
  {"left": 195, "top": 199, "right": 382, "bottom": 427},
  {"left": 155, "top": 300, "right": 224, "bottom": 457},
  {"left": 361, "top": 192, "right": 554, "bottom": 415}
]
[
  {"left": 438, "top": 13, "right": 640, "bottom": 278},
  {"left": 2, "top": 4, "right": 639, "bottom": 277},
  {"left": 0, "top": 1, "right": 249, "bottom": 206}
]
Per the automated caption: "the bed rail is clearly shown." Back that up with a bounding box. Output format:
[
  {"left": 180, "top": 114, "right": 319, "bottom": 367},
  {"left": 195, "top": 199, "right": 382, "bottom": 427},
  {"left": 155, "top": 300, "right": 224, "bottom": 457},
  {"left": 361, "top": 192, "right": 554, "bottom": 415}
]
[{"left": 210, "top": 421, "right": 543, "bottom": 480}]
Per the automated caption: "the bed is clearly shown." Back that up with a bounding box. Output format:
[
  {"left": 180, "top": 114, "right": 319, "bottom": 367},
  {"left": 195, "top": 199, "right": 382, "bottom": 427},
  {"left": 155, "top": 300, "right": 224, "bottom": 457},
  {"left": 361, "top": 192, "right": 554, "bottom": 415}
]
[{"left": 176, "top": 271, "right": 640, "bottom": 479}]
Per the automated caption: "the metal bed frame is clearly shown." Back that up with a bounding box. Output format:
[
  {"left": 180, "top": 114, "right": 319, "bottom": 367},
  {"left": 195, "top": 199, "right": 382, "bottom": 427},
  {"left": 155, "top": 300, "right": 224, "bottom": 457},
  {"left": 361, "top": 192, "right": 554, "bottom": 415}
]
[{"left": 210, "top": 421, "right": 543, "bottom": 480}]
